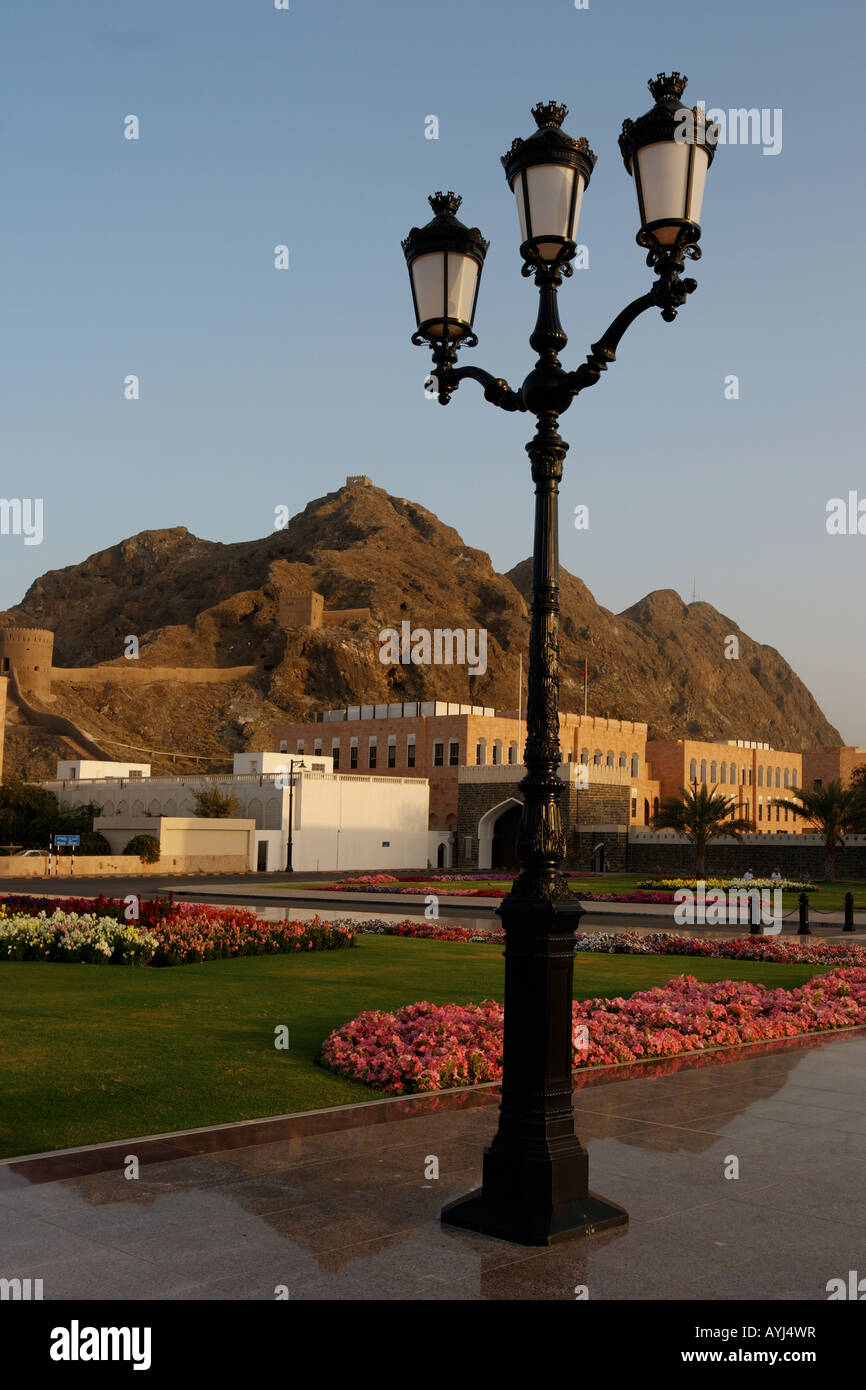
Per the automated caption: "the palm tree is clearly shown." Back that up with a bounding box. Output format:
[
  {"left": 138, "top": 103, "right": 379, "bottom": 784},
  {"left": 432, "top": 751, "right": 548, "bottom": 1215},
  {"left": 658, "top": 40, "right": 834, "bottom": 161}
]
[
  {"left": 652, "top": 784, "right": 754, "bottom": 876},
  {"left": 773, "top": 780, "right": 866, "bottom": 880}
]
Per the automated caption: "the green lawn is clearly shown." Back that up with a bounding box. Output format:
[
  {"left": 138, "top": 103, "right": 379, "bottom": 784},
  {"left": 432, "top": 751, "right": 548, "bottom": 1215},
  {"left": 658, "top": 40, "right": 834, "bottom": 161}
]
[{"left": 0, "top": 937, "right": 837, "bottom": 1160}]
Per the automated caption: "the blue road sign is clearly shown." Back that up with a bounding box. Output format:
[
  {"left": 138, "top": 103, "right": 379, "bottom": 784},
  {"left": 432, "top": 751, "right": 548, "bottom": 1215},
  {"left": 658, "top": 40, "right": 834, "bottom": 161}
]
[{"left": 54, "top": 834, "right": 80, "bottom": 847}]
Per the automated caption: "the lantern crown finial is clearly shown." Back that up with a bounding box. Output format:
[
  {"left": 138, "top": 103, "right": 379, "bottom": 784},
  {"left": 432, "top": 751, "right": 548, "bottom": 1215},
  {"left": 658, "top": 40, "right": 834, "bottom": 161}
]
[
  {"left": 648, "top": 72, "right": 687, "bottom": 104},
  {"left": 429, "top": 191, "right": 462, "bottom": 217},
  {"left": 531, "top": 100, "right": 568, "bottom": 130}
]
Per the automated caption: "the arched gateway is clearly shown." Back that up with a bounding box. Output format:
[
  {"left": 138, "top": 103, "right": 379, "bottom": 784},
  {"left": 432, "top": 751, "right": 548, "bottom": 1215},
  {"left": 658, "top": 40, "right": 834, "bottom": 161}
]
[{"left": 477, "top": 796, "right": 522, "bottom": 871}]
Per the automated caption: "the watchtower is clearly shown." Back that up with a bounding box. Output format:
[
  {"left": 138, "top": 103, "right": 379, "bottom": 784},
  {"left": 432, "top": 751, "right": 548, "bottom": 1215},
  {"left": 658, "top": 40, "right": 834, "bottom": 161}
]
[{"left": 0, "top": 626, "right": 55, "bottom": 697}]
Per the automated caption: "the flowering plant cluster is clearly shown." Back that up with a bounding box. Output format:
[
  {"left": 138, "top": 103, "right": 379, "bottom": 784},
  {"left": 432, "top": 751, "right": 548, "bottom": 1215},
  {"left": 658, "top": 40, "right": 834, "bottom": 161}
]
[
  {"left": 143, "top": 906, "right": 355, "bottom": 966},
  {"left": 319, "top": 966, "right": 866, "bottom": 1093},
  {"left": 320, "top": 999, "right": 505, "bottom": 1092},
  {"left": 573, "top": 929, "right": 866, "bottom": 967},
  {"left": 0, "top": 897, "right": 355, "bottom": 966},
  {"left": 346, "top": 917, "right": 506, "bottom": 944},
  {"left": 638, "top": 877, "right": 815, "bottom": 892},
  {"left": 0, "top": 909, "right": 156, "bottom": 964},
  {"left": 0, "top": 893, "right": 176, "bottom": 926}
]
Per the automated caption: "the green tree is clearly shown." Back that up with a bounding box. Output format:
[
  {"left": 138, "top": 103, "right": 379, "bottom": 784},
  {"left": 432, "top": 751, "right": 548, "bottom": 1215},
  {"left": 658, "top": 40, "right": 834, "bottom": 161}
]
[
  {"left": 773, "top": 780, "right": 866, "bottom": 880},
  {"left": 652, "top": 784, "right": 754, "bottom": 876},
  {"left": 191, "top": 784, "right": 239, "bottom": 819}
]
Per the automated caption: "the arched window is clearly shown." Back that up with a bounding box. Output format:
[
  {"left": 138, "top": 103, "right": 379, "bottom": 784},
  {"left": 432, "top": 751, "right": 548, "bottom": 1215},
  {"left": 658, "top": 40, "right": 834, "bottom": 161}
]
[
  {"left": 700, "top": 760, "right": 707, "bottom": 783},
  {"left": 580, "top": 747, "right": 589, "bottom": 764},
  {"left": 606, "top": 750, "right": 614, "bottom": 767},
  {"left": 710, "top": 761, "right": 717, "bottom": 781},
  {"left": 618, "top": 752, "right": 627, "bottom": 768},
  {"left": 630, "top": 754, "right": 639, "bottom": 777},
  {"left": 644, "top": 798, "right": 650, "bottom": 825},
  {"left": 476, "top": 739, "right": 487, "bottom": 766},
  {"left": 765, "top": 764, "right": 772, "bottom": 786},
  {"left": 508, "top": 741, "right": 518, "bottom": 765},
  {"left": 792, "top": 770, "right": 798, "bottom": 788},
  {"left": 720, "top": 763, "right": 727, "bottom": 784},
  {"left": 593, "top": 749, "right": 602, "bottom": 765},
  {"left": 631, "top": 794, "right": 638, "bottom": 819},
  {"left": 784, "top": 769, "right": 790, "bottom": 788},
  {"left": 757, "top": 766, "right": 763, "bottom": 786},
  {"left": 758, "top": 797, "right": 763, "bottom": 821},
  {"left": 689, "top": 758, "right": 697, "bottom": 781},
  {"left": 493, "top": 740, "right": 502, "bottom": 765},
  {"left": 730, "top": 763, "right": 736, "bottom": 785},
  {"left": 775, "top": 767, "right": 781, "bottom": 788},
  {"left": 748, "top": 767, "right": 753, "bottom": 785},
  {"left": 653, "top": 796, "right": 659, "bottom": 819}
]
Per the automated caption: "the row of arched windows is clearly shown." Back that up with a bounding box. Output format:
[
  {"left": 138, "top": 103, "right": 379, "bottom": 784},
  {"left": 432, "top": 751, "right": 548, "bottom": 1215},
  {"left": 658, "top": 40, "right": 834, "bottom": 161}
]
[
  {"left": 579, "top": 748, "right": 640, "bottom": 776},
  {"left": 688, "top": 758, "right": 799, "bottom": 791},
  {"left": 475, "top": 739, "right": 520, "bottom": 766}
]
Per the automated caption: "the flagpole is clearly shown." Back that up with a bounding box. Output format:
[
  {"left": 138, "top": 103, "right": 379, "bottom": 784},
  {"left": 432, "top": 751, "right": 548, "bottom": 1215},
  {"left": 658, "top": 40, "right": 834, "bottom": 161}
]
[{"left": 518, "top": 652, "right": 523, "bottom": 750}]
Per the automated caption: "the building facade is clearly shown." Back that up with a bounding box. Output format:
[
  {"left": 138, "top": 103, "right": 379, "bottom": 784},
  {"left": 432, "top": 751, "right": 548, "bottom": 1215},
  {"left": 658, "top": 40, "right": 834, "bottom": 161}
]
[
  {"left": 44, "top": 753, "right": 430, "bottom": 872},
  {"left": 802, "top": 746, "right": 866, "bottom": 790},
  {"left": 646, "top": 738, "right": 807, "bottom": 833},
  {"left": 272, "top": 703, "right": 662, "bottom": 834}
]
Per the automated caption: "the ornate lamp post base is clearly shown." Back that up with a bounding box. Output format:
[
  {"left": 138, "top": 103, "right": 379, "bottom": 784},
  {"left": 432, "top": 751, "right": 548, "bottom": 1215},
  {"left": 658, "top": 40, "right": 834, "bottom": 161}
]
[
  {"left": 441, "top": 1188, "right": 628, "bottom": 1248},
  {"left": 442, "top": 897, "right": 628, "bottom": 1245}
]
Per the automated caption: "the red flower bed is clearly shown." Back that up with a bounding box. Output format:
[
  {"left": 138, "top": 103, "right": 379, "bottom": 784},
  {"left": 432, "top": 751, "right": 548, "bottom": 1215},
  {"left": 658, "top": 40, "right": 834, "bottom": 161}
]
[{"left": 319, "top": 967, "right": 866, "bottom": 1094}]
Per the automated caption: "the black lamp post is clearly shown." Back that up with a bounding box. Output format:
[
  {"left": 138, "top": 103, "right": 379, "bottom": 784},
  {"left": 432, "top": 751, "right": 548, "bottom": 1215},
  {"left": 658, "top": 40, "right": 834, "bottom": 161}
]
[
  {"left": 284, "top": 758, "right": 308, "bottom": 873},
  {"left": 402, "top": 75, "right": 717, "bottom": 1246}
]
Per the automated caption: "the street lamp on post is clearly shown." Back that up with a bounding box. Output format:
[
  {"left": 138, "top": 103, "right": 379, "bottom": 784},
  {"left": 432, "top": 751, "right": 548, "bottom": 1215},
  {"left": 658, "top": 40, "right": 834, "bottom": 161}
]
[
  {"left": 402, "top": 74, "right": 717, "bottom": 1246},
  {"left": 284, "top": 758, "right": 308, "bottom": 873}
]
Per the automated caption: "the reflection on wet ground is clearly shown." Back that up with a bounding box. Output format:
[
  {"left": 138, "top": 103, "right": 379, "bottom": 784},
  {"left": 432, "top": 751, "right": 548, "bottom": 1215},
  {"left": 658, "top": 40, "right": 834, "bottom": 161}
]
[{"left": 2, "top": 1030, "right": 865, "bottom": 1300}]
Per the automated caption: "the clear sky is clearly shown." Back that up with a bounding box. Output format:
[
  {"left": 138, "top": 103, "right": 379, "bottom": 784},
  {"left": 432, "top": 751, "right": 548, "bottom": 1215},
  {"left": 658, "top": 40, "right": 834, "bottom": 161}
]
[{"left": 2, "top": 0, "right": 864, "bottom": 741}]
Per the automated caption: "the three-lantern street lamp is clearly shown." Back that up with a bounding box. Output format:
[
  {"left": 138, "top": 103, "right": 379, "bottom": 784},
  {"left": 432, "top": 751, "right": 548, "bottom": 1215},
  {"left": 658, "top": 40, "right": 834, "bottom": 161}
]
[{"left": 401, "top": 73, "right": 717, "bottom": 1246}]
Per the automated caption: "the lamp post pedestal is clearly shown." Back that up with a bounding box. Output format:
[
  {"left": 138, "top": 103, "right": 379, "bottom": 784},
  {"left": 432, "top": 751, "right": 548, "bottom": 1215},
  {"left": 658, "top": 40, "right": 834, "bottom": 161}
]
[{"left": 442, "top": 899, "right": 627, "bottom": 1245}]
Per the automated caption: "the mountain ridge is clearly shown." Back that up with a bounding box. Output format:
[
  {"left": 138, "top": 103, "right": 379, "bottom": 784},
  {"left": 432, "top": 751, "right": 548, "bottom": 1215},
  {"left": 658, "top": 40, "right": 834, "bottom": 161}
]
[{"left": 0, "top": 481, "right": 841, "bottom": 779}]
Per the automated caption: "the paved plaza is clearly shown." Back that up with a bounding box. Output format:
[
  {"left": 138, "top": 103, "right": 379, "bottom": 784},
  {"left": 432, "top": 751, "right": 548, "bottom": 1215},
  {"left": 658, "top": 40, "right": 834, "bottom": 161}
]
[{"left": 2, "top": 1030, "right": 865, "bottom": 1301}]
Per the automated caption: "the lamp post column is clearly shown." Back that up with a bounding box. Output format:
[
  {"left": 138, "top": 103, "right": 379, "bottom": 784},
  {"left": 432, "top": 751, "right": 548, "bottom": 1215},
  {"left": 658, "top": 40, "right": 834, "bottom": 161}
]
[
  {"left": 442, "top": 294, "right": 627, "bottom": 1246},
  {"left": 285, "top": 760, "right": 296, "bottom": 874}
]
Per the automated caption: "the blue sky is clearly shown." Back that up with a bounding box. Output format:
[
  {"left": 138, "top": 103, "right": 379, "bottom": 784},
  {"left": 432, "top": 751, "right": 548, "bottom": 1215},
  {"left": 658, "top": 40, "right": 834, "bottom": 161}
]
[{"left": 2, "top": 0, "right": 864, "bottom": 741}]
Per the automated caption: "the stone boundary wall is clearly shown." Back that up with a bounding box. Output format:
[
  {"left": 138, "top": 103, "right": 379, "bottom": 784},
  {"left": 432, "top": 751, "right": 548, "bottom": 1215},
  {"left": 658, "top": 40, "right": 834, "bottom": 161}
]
[
  {"left": 321, "top": 609, "right": 371, "bottom": 627},
  {"left": 0, "top": 854, "right": 250, "bottom": 878},
  {"left": 626, "top": 839, "right": 866, "bottom": 878},
  {"left": 7, "top": 668, "right": 112, "bottom": 760},
  {"left": 51, "top": 666, "right": 256, "bottom": 686}
]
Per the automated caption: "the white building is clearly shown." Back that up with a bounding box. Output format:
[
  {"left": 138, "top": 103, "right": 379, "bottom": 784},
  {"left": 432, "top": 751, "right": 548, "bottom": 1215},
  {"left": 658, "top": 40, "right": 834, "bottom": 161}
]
[
  {"left": 45, "top": 758, "right": 429, "bottom": 872},
  {"left": 56, "top": 759, "right": 151, "bottom": 780}
]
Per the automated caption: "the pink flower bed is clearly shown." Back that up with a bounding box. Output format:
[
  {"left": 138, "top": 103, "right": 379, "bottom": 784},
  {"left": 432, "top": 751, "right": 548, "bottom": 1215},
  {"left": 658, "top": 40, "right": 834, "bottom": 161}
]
[{"left": 319, "top": 967, "right": 866, "bottom": 1093}]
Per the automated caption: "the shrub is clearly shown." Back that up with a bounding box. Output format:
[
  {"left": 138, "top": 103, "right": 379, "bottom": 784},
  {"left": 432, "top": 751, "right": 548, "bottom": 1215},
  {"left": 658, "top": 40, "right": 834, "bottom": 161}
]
[{"left": 123, "top": 834, "right": 160, "bottom": 863}]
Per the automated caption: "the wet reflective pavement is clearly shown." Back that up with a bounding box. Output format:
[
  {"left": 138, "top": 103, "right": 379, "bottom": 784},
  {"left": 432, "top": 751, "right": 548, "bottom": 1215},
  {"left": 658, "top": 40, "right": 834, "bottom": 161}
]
[{"left": 2, "top": 1030, "right": 865, "bottom": 1300}]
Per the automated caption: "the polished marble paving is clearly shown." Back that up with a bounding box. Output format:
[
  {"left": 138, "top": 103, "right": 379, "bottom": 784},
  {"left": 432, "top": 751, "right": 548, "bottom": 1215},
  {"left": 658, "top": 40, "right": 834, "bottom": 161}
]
[{"left": 1, "top": 1031, "right": 864, "bottom": 1300}]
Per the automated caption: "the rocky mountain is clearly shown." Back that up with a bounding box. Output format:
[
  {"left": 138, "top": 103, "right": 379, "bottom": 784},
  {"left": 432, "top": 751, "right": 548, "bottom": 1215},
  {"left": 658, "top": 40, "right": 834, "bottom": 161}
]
[{"left": 0, "top": 481, "right": 841, "bottom": 778}]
